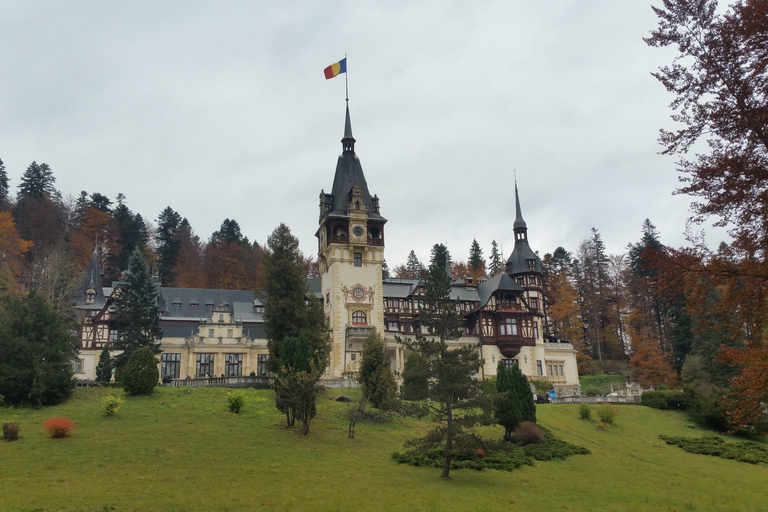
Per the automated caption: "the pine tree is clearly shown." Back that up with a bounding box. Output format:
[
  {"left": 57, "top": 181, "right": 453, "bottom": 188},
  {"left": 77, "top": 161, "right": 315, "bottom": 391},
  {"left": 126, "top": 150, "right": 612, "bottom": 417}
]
[
  {"left": 112, "top": 248, "right": 162, "bottom": 369},
  {"left": 382, "top": 259, "right": 390, "bottom": 280},
  {"left": 489, "top": 240, "right": 502, "bottom": 276},
  {"left": 360, "top": 329, "right": 396, "bottom": 411},
  {"left": 0, "top": 157, "right": 8, "bottom": 204},
  {"left": 263, "top": 223, "right": 330, "bottom": 373},
  {"left": 429, "top": 243, "right": 451, "bottom": 271},
  {"left": 468, "top": 239, "right": 484, "bottom": 273},
  {"left": 273, "top": 332, "right": 321, "bottom": 434},
  {"left": 155, "top": 206, "right": 182, "bottom": 285},
  {"left": 397, "top": 258, "right": 491, "bottom": 478},
  {"left": 405, "top": 250, "right": 423, "bottom": 278},
  {"left": 96, "top": 345, "right": 112, "bottom": 382},
  {"left": 0, "top": 291, "right": 78, "bottom": 406},
  {"left": 17, "top": 161, "right": 58, "bottom": 200}
]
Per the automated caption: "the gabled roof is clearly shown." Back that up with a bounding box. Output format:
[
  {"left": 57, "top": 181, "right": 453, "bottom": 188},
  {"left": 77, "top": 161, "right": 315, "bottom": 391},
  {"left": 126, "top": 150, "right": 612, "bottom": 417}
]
[{"left": 471, "top": 272, "right": 524, "bottom": 313}]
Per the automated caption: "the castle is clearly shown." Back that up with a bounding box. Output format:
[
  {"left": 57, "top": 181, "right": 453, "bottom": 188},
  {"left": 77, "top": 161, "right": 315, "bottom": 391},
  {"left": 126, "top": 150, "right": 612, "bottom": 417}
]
[{"left": 74, "top": 105, "right": 580, "bottom": 396}]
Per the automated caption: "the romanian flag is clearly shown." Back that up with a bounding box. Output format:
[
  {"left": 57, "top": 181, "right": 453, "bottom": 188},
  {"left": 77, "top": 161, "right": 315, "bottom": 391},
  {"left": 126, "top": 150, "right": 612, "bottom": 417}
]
[{"left": 324, "top": 58, "right": 346, "bottom": 79}]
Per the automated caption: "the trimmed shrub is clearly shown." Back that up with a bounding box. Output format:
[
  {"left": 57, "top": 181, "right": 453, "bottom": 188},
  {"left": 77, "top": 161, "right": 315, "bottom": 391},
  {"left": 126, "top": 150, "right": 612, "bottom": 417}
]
[
  {"left": 597, "top": 404, "right": 618, "bottom": 425},
  {"left": 227, "top": 390, "right": 247, "bottom": 414},
  {"left": 578, "top": 403, "right": 592, "bottom": 421},
  {"left": 659, "top": 435, "right": 768, "bottom": 465},
  {"left": 641, "top": 390, "right": 688, "bottom": 410},
  {"left": 513, "top": 422, "right": 545, "bottom": 445},
  {"left": 44, "top": 417, "right": 77, "bottom": 438},
  {"left": 584, "top": 386, "right": 602, "bottom": 397},
  {"left": 103, "top": 394, "right": 124, "bottom": 416},
  {"left": 122, "top": 347, "right": 159, "bottom": 396},
  {"left": 2, "top": 421, "right": 20, "bottom": 441}
]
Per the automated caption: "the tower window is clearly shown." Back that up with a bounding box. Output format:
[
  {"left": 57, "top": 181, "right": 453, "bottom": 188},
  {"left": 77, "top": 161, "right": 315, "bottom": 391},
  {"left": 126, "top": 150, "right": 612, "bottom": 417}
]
[
  {"left": 354, "top": 252, "right": 362, "bottom": 267},
  {"left": 527, "top": 260, "right": 536, "bottom": 272}
]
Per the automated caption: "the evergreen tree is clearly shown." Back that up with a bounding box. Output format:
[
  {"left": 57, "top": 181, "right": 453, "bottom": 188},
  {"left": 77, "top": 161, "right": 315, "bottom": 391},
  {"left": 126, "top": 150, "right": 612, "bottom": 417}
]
[
  {"left": 429, "top": 243, "right": 451, "bottom": 271},
  {"left": 0, "top": 157, "right": 8, "bottom": 204},
  {"left": 405, "top": 250, "right": 423, "bottom": 278},
  {"left": 112, "top": 200, "right": 149, "bottom": 272},
  {"left": 112, "top": 248, "right": 162, "bottom": 369},
  {"left": 263, "top": 223, "right": 330, "bottom": 373},
  {"left": 382, "top": 259, "right": 390, "bottom": 280},
  {"left": 400, "top": 352, "right": 429, "bottom": 400},
  {"left": 96, "top": 345, "right": 112, "bottom": 382},
  {"left": 122, "top": 346, "right": 159, "bottom": 395},
  {"left": 360, "top": 329, "right": 397, "bottom": 410},
  {"left": 90, "top": 192, "right": 112, "bottom": 213},
  {"left": 273, "top": 332, "right": 321, "bottom": 434},
  {"left": 397, "top": 258, "right": 491, "bottom": 478},
  {"left": 155, "top": 206, "right": 182, "bottom": 285},
  {"left": 211, "top": 218, "right": 244, "bottom": 247},
  {"left": 17, "top": 161, "right": 58, "bottom": 200},
  {"left": 468, "top": 239, "right": 484, "bottom": 273},
  {"left": 495, "top": 361, "right": 537, "bottom": 441},
  {"left": 0, "top": 291, "right": 78, "bottom": 406},
  {"left": 489, "top": 240, "right": 502, "bottom": 276}
]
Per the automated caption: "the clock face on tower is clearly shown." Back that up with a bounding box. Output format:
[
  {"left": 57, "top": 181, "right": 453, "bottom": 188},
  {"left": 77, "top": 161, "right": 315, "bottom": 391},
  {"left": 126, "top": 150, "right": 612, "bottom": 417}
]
[{"left": 352, "top": 225, "right": 365, "bottom": 237}]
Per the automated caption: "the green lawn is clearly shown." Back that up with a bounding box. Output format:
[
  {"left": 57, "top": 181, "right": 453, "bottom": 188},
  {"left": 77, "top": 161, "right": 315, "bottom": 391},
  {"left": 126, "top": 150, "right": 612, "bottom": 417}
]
[{"left": 1, "top": 387, "right": 766, "bottom": 511}]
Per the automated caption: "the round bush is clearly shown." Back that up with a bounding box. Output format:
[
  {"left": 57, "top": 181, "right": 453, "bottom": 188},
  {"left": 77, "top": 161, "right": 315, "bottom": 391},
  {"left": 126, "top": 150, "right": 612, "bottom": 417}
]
[
  {"left": 122, "top": 347, "right": 159, "bottom": 396},
  {"left": 513, "top": 422, "right": 545, "bottom": 445},
  {"left": 584, "top": 386, "right": 602, "bottom": 397}
]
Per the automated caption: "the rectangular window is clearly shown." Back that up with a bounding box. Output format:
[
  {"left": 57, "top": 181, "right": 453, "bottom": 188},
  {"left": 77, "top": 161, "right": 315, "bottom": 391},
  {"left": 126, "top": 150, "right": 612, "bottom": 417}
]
[
  {"left": 196, "top": 353, "right": 214, "bottom": 377},
  {"left": 386, "top": 299, "right": 397, "bottom": 309},
  {"left": 109, "top": 330, "right": 118, "bottom": 343},
  {"left": 547, "top": 364, "right": 553, "bottom": 376},
  {"left": 225, "top": 353, "right": 243, "bottom": 377},
  {"left": 73, "top": 359, "right": 84, "bottom": 373},
  {"left": 536, "top": 360, "right": 543, "bottom": 376},
  {"left": 530, "top": 297, "right": 538, "bottom": 310},
  {"left": 218, "top": 314, "right": 224, "bottom": 323},
  {"left": 387, "top": 321, "right": 399, "bottom": 331},
  {"left": 533, "top": 321, "right": 539, "bottom": 339},
  {"left": 354, "top": 252, "right": 362, "bottom": 267},
  {"left": 559, "top": 365, "right": 564, "bottom": 376},
  {"left": 208, "top": 329, "right": 214, "bottom": 337},
  {"left": 161, "top": 353, "right": 181, "bottom": 379},
  {"left": 257, "top": 354, "right": 272, "bottom": 377},
  {"left": 501, "top": 359, "right": 518, "bottom": 370},
  {"left": 499, "top": 317, "right": 518, "bottom": 336},
  {"left": 227, "top": 329, "right": 233, "bottom": 338}
]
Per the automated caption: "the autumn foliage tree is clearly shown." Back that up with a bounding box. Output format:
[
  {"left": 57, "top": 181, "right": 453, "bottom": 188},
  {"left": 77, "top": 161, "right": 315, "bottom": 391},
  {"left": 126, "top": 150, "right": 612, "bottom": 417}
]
[{"left": 647, "top": 0, "right": 768, "bottom": 431}]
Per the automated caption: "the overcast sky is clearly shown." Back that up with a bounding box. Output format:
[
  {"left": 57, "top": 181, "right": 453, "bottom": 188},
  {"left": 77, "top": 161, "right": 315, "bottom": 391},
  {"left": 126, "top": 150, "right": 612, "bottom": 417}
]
[{"left": 0, "top": 1, "right": 731, "bottom": 268}]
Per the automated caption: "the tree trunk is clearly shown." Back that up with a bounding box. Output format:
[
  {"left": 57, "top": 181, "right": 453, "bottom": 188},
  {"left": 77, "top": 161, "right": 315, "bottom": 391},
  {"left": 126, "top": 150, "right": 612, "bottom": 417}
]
[{"left": 441, "top": 401, "right": 453, "bottom": 478}]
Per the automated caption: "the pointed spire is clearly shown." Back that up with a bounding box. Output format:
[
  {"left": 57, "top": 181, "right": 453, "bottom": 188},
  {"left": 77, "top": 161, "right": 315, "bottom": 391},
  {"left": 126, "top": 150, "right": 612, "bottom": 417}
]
[
  {"left": 513, "top": 181, "right": 527, "bottom": 230},
  {"left": 341, "top": 102, "right": 356, "bottom": 154}
]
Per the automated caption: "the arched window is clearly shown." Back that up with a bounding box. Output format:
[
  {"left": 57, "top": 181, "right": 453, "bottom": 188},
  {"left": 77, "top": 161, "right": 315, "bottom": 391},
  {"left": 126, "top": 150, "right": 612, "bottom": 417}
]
[{"left": 352, "top": 310, "right": 367, "bottom": 325}]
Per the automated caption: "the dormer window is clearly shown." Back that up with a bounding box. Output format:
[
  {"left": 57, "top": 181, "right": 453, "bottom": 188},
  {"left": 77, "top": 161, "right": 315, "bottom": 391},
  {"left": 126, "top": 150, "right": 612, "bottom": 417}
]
[
  {"left": 527, "top": 259, "right": 536, "bottom": 272},
  {"left": 85, "top": 288, "right": 96, "bottom": 305},
  {"left": 172, "top": 301, "right": 181, "bottom": 308},
  {"left": 190, "top": 302, "right": 198, "bottom": 308}
]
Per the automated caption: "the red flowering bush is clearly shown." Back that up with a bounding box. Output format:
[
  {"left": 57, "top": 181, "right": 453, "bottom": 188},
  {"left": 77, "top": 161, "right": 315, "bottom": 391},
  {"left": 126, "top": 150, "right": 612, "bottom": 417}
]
[
  {"left": 475, "top": 448, "right": 486, "bottom": 458},
  {"left": 44, "top": 417, "right": 77, "bottom": 438}
]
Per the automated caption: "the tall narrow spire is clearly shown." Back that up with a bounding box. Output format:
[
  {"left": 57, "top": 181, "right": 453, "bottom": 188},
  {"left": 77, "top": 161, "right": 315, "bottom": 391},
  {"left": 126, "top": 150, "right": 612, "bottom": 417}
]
[
  {"left": 513, "top": 182, "right": 527, "bottom": 231},
  {"left": 342, "top": 103, "right": 355, "bottom": 154}
]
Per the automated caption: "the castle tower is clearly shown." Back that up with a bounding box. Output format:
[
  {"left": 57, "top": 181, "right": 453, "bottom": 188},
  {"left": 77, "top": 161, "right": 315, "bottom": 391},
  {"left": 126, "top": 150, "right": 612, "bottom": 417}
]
[
  {"left": 316, "top": 104, "right": 387, "bottom": 377},
  {"left": 505, "top": 183, "right": 544, "bottom": 319}
]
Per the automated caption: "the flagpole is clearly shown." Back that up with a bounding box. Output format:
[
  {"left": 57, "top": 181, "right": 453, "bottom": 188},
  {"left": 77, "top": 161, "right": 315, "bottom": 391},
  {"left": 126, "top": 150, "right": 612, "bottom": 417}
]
[{"left": 345, "top": 53, "right": 349, "bottom": 102}]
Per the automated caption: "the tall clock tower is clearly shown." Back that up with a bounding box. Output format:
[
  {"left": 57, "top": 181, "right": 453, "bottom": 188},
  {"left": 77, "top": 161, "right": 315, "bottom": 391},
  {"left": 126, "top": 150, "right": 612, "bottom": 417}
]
[{"left": 316, "top": 105, "right": 386, "bottom": 378}]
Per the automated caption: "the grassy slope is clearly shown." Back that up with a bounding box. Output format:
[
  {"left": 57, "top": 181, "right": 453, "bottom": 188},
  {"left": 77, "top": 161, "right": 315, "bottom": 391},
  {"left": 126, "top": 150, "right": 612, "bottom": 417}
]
[{"left": 0, "top": 387, "right": 766, "bottom": 512}]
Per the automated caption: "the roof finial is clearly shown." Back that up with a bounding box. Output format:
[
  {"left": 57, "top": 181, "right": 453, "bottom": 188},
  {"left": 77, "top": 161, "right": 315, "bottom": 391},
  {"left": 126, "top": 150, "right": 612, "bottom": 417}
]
[
  {"left": 514, "top": 176, "right": 527, "bottom": 231},
  {"left": 342, "top": 102, "right": 355, "bottom": 154}
]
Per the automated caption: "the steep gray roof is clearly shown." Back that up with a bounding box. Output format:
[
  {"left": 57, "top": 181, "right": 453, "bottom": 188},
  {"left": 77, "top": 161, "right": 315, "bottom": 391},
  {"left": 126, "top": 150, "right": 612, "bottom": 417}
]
[
  {"left": 327, "top": 106, "right": 385, "bottom": 220},
  {"left": 507, "top": 240, "right": 542, "bottom": 275},
  {"left": 472, "top": 273, "right": 524, "bottom": 313},
  {"left": 73, "top": 249, "right": 106, "bottom": 309}
]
